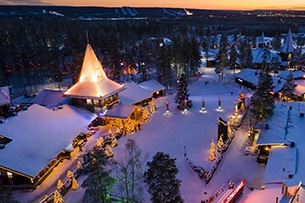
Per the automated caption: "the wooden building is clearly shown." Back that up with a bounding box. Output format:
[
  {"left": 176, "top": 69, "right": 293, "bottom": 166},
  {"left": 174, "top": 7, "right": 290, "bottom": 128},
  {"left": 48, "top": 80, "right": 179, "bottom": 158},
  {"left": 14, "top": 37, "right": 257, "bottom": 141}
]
[{"left": 64, "top": 43, "right": 125, "bottom": 114}]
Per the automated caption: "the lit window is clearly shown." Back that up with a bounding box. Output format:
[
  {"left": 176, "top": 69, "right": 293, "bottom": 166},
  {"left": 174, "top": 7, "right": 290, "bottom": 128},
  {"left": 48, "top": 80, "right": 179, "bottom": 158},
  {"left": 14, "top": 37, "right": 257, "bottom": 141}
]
[
  {"left": 7, "top": 172, "right": 13, "bottom": 179},
  {"left": 86, "top": 99, "right": 92, "bottom": 105}
]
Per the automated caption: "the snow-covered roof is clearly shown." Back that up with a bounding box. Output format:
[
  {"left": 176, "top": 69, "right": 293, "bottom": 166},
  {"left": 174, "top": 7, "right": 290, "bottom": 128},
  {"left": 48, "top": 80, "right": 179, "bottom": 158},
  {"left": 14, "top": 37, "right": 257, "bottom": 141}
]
[
  {"left": 103, "top": 103, "right": 135, "bottom": 119},
  {"left": 64, "top": 44, "right": 125, "bottom": 100},
  {"left": 0, "top": 104, "right": 94, "bottom": 178},
  {"left": 119, "top": 81, "right": 151, "bottom": 105},
  {"left": 280, "top": 29, "right": 296, "bottom": 53},
  {"left": 256, "top": 104, "right": 291, "bottom": 145},
  {"left": 0, "top": 86, "right": 10, "bottom": 106},
  {"left": 263, "top": 146, "right": 296, "bottom": 184},
  {"left": 234, "top": 68, "right": 284, "bottom": 93},
  {"left": 30, "top": 89, "right": 70, "bottom": 108},
  {"left": 138, "top": 79, "right": 166, "bottom": 95},
  {"left": 258, "top": 102, "right": 305, "bottom": 185},
  {"left": 291, "top": 186, "right": 305, "bottom": 203},
  {"left": 294, "top": 85, "right": 305, "bottom": 95},
  {"left": 257, "top": 32, "right": 266, "bottom": 45},
  {"left": 235, "top": 68, "right": 259, "bottom": 85},
  {"left": 278, "top": 70, "right": 305, "bottom": 80},
  {"left": 252, "top": 47, "right": 282, "bottom": 64}
]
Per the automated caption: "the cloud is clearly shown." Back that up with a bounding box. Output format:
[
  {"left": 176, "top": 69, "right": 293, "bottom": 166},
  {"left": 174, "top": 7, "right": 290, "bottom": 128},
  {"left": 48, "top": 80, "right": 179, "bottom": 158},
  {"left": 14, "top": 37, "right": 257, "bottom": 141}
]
[{"left": 0, "top": 0, "right": 51, "bottom": 5}]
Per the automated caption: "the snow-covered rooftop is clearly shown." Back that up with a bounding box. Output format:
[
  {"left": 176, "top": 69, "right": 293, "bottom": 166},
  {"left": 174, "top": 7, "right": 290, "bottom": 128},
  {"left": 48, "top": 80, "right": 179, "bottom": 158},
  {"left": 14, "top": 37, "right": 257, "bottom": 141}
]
[
  {"left": 64, "top": 44, "right": 125, "bottom": 100},
  {"left": 0, "top": 86, "right": 11, "bottom": 106},
  {"left": 0, "top": 104, "right": 94, "bottom": 178},
  {"left": 252, "top": 47, "right": 282, "bottom": 64},
  {"left": 30, "top": 89, "right": 70, "bottom": 108},
  {"left": 138, "top": 79, "right": 166, "bottom": 95},
  {"left": 119, "top": 81, "right": 151, "bottom": 105},
  {"left": 280, "top": 29, "right": 296, "bottom": 54},
  {"left": 234, "top": 68, "right": 284, "bottom": 93},
  {"left": 263, "top": 146, "right": 296, "bottom": 184},
  {"left": 257, "top": 102, "right": 305, "bottom": 185},
  {"left": 278, "top": 70, "right": 305, "bottom": 80},
  {"left": 103, "top": 103, "right": 135, "bottom": 119},
  {"left": 294, "top": 85, "right": 305, "bottom": 95}
]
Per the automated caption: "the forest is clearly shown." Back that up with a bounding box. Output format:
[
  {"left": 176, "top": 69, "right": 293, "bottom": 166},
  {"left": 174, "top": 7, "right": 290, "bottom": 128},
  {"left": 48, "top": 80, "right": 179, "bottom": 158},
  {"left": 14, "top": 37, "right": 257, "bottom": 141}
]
[{"left": 1, "top": 10, "right": 305, "bottom": 98}]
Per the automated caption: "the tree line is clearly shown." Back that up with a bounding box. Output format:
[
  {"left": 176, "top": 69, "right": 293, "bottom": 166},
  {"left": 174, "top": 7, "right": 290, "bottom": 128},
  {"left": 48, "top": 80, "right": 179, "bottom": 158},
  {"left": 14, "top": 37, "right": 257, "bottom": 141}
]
[{"left": 0, "top": 17, "right": 201, "bottom": 98}]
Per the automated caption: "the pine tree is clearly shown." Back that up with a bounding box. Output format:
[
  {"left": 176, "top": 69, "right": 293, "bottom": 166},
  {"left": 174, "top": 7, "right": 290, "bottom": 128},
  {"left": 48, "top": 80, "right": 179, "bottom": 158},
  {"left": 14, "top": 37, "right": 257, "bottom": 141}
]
[
  {"left": 174, "top": 74, "right": 191, "bottom": 110},
  {"left": 272, "top": 30, "right": 282, "bottom": 51},
  {"left": 156, "top": 42, "right": 172, "bottom": 88},
  {"left": 144, "top": 152, "right": 183, "bottom": 203},
  {"left": 281, "top": 71, "right": 295, "bottom": 101},
  {"left": 245, "top": 41, "right": 253, "bottom": 68},
  {"left": 81, "top": 148, "right": 116, "bottom": 203},
  {"left": 215, "top": 34, "right": 228, "bottom": 78},
  {"left": 250, "top": 70, "right": 275, "bottom": 126},
  {"left": 189, "top": 36, "right": 201, "bottom": 76},
  {"left": 229, "top": 45, "right": 239, "bottom": 73}
]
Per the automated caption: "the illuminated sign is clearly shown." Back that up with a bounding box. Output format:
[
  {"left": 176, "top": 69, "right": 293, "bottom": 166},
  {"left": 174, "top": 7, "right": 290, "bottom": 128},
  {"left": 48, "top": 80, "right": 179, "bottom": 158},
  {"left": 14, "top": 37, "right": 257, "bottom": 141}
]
[{"left": 224, "top": 179, "right": 246, "bottom": 203}]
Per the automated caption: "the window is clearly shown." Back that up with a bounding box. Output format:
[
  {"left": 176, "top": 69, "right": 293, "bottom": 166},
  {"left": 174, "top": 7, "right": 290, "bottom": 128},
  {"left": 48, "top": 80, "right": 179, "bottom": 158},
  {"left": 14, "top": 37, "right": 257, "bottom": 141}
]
[{"left": 7, "top": 172, "right": 13, "bottom": 179}]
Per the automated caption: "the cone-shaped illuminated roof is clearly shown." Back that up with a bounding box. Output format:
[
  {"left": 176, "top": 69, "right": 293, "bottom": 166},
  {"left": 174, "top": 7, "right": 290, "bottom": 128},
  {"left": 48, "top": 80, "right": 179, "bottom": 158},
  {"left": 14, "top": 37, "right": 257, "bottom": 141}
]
[
  {"left": 280, "top": 29, "right": 295, "bottom": 53},
  {"left": 64, "top": 44, "right": 125, "bottom": 100}
]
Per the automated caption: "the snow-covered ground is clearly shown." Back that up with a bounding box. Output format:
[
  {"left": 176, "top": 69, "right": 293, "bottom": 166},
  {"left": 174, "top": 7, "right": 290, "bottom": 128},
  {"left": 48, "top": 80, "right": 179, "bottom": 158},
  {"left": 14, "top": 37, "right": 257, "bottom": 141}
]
[
  {"left": 108, "top": 68, "right": 265, "bottom": 203},
  {"left": 13, "top": 67, "right": 267, "bottom": 203},
  {"left": 63, "top": 67, "right": 266, "bottom": 203}
]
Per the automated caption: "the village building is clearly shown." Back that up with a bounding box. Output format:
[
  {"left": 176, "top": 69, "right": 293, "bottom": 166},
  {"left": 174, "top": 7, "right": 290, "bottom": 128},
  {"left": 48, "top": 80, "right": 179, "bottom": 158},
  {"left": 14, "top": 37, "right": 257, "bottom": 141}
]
[
  {"left": 244, "top": 102, "right": 305, "bottom": 202},
  {"left": 63, "top": 43, "right": 125, "bottom": 114},
  {"left": 251, "top": 32, "right": 282, "bottom": 69},
  {"left": 138, "top": 79, "right": 166, "bottom": 98},
  {"left": 0, "top": 86, "right": 12, "bottom": 118},
  {"left": 0, "top": 42, "right": 155, "bottom": 188},
  {"left": 234, "top": 68, "right": 285, "bottom": 95},
  {"left": 279, "top": 29, "right": 296, "bottom": 67},
  {"left": 278, "top": 70, "right": 305, "bottom": 101},
  {"left": 0, "top": 102, "right": 94, "bottom": 188},
  {"left": 119, "top": 80, "right": 152, "bottom": 106}
]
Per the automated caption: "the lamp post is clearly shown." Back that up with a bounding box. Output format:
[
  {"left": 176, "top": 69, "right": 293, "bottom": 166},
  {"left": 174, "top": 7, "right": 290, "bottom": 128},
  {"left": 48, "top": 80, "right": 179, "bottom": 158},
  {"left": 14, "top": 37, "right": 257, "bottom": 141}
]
[
  {"left": 164, "top": 101, "right": 172, "bottom": 116},
  {"left": 200, "top": 98, "right": 206, "bottom": 113},
  {"left": 218, "top": 97, "right": 222, "bottom": 110},
  {"left": 182, "top": 99, "right": 190, "bottom": 115}
]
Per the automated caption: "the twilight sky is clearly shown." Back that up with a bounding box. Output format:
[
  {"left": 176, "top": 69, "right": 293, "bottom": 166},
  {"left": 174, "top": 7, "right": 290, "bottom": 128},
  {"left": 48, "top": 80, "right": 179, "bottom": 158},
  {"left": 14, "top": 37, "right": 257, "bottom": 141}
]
[{"left": 0, "top": 0, "right": 305, "bottom": 10}]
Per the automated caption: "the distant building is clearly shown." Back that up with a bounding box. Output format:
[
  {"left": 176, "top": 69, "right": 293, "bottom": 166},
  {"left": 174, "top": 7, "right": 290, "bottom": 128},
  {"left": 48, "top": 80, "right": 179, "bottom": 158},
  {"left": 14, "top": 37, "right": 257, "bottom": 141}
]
[
  {"left": 279, "top": 29, "right": 296, "bottom": 67},
  {"left": 0, "top": 86, "right": 11, "bottom": 118}
]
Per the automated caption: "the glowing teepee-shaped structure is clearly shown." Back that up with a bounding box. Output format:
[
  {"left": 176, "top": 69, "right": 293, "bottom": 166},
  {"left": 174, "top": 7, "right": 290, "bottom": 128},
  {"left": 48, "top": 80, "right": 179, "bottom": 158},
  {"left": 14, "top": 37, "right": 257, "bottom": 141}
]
[{"left": 64, "top": 44, "right": 125, "bottom": 101}]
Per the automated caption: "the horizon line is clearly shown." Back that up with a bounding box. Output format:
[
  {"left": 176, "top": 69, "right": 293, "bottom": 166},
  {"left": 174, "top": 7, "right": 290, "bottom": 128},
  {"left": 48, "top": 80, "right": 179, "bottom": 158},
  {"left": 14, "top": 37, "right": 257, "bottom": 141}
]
[{"left": 1, "top": 4, "right": 305, "bottom": 11}]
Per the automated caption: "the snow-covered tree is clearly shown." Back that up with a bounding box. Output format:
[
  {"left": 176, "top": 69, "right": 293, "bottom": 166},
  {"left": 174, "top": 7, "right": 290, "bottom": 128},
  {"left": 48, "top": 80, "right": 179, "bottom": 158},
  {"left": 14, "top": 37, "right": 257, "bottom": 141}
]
[
  {"left": 215, "top": 34, "right": 228, "bottom": 78},
  {"left": 229, "top": 45, "right": 239, "bottom": 74},
  {"left": 269, "top": 56, "right": 280, "bottom": 75},
  {"left": 156, "top": 41, "right": 172, "bottom": 88},
  {"left": 144, "top": 152, "right": 183, "bottom": 203},
  {"left": 188, "top": 36, "right": 201, "bottom": 76},
  {"left": 281, "top": 71, "right": 295, "bottom": 101},
  {"left": 82, "top": 148, "right": 116, "bottom": 203},
  {"left": 250, "top": 70, "right": 275, "bottom": 126},
  {"left": 239, "top": 39, "right": 253, "bottom": 69},
  {"left": 174, "top": 74, "right": 191, "bottom": 110},
  {"left": 272, "top": 31, "right": 282, "bottom": 51}
]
